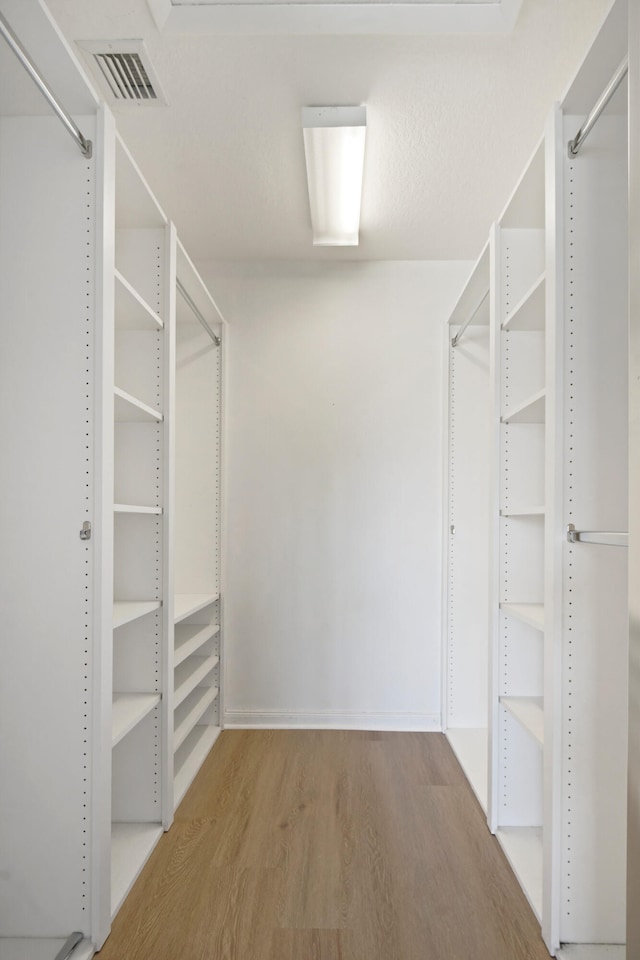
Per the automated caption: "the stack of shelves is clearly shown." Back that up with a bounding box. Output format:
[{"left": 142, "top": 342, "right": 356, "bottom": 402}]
[
  {"left": 444, "top": 240, "right": 491, "bottom": 814},
  {"left": 111, "top": 136, "right": 169, "bottom": 917},
  {"left": 491, "top": 138, "right": 546, "bottom": 921},
  {"left": 172, "top": 241, "right": 224, "bottom": 808}
]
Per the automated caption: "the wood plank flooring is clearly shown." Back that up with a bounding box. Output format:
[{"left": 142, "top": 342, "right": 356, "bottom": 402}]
[{"left": 99, "top": 730, "right": 551, "bottom": 959}]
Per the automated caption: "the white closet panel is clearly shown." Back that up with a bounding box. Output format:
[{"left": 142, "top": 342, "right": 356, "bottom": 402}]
[
  {"left": 0, "top": 113, "right": 100, "bottom": 937},
  {"left": 558, "top": 112, "right": 628, "bottom": 945}
]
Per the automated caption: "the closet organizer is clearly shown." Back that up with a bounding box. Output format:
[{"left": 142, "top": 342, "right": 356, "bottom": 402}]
[
  {"left": 0, "top": 2, "right": 225, "bottom": 956},
  {"left": 444, "top": 0, "right": 629, "bottom": 955}
]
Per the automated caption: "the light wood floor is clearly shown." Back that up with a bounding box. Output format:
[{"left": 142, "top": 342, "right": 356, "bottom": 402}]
[{"left": 99, "top": 730, "right": 551, "bottom": 959}]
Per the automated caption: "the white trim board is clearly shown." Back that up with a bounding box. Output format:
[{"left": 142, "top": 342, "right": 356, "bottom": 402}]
[
  {"left": 224, "top": 710, "right": 441, "bottom": 731},
  {"left": 556, "top": 948, "right": 625, "bottom": 960}
]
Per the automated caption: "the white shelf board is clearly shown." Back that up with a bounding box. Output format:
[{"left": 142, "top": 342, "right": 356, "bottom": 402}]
[
  {"left": 112, "top": 692, "right": 160, "bottom": 747},
  {"left": 495, "top": 826, "right": 543, "bottom": 922},
  {"left": 556, "top": 948, "right": 625, "bottom": 960},
  {"left": 502, "top": 387, "right": 546, "bottom": 424},
  {"left": 114, "top": 387, "right": 163, "bottom": 423},
  {"left": 446, "top": 727, "right": 488, "bottom": 813},
  {"left": 115, "top": 134, "right": 167, "bottom": 230},
  {"left": 174, "top": 685, "right": 219, "bottom": 752},
  {"left": 499, "top": 602, "right": 544, "bottom": 632},
  {"left": 500, "top": 505, "right": 545, "bottom": 517},
  {"left": 113, "top": 599, "right": 161, "bottom": 629},
  {"left": 174, "top": 593, "right": 219, "bottom": 623},
  {"left": 502, "top": 272, "right": 545, "bottom": 331},
  {"left": 114, "top": 503, "right": 162, "bottom": 515},
  {"left": 500, "top": 696, "right": 544, "bottom": 746},
  {"left": 0, "top": 942, "right": 94, "bottom": 960},
  {"left": 448, "top": 240, "right": 490, "bottom": 327},
  {"left": 174, "top": 654, "right": 219, "bottom": 708},
  {"left": 174, "top": 623, "right": 220, "bottom": 667},
  {"left": 115, "top": 269, "right": 164, "bottom": 331},
  {"left": 111, "top": 822, "right": 163, "bottom": 918},
  {"left": 174, "top": 723, "right": 221, "bottom": 809}
]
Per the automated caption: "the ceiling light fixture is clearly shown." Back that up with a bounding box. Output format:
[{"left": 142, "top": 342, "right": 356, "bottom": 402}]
[{"left": 302, "top": 105, "right": 366, "bottom": 246}]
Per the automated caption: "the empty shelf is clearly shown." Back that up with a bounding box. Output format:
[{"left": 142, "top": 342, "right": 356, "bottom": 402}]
[
  {"left": 113, "top": 600, "right": 161, "bottom": 629},
  {"left": 500, "top": 696, "right": 544, "bottom": 746},
  {"left": 174, "top": 593, "right": 219, "bottom": 623},
  {"left": 446, "top": 727, "right": 488, "bottom": 813},
  {"left": 175, "top": 623, "right": 220, "bottom": 667},
  {"left": 502, "top": 388, "right": 545, "bottom": 424},
  {"left": 500, "top": 505, "right": 545, "bottom": 517},
  {"left": 114, "top": 387, "right": 163, "bottom": 423},
  {"left": 502, "top": 272, "right": 545, "bottom": 331},
  {"left": 116, "top": 134, "right": 167, "bottom": 230},
  {"left": 448, "top": 240, "right": 490, "bottom": 327},
  {"left": 495, "top": 827, "right": 543, "bottom": 922},
  {"left": 499, "top": 603, "right": 544, "bottom": 632},
  {"left": 174, "top": 685, "right": 219, "bottom": 752},
  {"left": 112, "top": 693, "right": 160, "bottom": 747},
  {"left": 114, "top": 503, "right": 163, "bottom": 515},
  {"left": 174, "top": 724, "right": 221, "bottom": 809},
  {"left": 174, "top": 654, "right": 219, "bottom": 708},
  {"left": 111, "top": 822, "right": 163, "bottom": 918},
  {"left": 115, "top": 269, "right": 164, "bottom": 331}
]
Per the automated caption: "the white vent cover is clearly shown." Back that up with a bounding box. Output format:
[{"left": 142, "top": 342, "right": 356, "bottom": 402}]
[{"left": 79, "top": 40, "right": 167, "bottom": 105}]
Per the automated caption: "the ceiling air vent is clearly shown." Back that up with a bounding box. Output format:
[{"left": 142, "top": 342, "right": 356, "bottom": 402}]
[{"left": 79, "top": 40, "right": 167, "bottom": 105}]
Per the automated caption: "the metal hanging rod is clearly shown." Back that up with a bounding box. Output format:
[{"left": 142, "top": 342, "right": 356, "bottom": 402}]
[
  {"left": 451, "top": 289, "right": 489, "bottom": 348},
  {"left": 53, "top": 932, "right": 84, "bottom": 960},
  {"left": 177, "top": 279, "right": 221, "bottom": 346},
  {"left": 0, "top": 12, "right": 92, "bottom": 158},
  {"left": 568, "top": 57, "right": 628, "bottom": 158},
  {"left": 567, "top": 524, "right": 628, "bottom": 547}
]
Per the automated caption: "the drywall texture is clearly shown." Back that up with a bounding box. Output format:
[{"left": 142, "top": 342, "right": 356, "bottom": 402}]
[{"left": 202, "top": 260, "right": 471, "bottom": 728}]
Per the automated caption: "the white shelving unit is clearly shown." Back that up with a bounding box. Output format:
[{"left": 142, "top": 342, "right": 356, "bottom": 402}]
[
  {"left": 0, "top": 7, "right": 227, "bottom": 956},
  {"left": 489, "top": 137, "right": 547, "bottom": 932},
  {"left": 110, "top": 134, "right": 172, "bottom": 928},
  {"left": 172, "top": 240, "right": 225, "bottom": 809},
  {"left": 443, "top": 240, "right": 492, "bottom": 814},
  {"left": 445, "top": 3, "right": 631, "bottom": 954}
]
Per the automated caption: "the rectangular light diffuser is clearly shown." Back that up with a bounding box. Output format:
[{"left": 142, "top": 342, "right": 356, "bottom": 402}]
[{"left": 302, "top": 105, "right": 366, "bottom": 246}]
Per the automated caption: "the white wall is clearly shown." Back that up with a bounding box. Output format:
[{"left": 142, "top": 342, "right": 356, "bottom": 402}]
[{"left": 200, "top": 259, "right": 470, "bottom": 729}]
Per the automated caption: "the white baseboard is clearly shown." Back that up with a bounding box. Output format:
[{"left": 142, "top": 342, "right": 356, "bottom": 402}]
[{"left": 223, "top": 709, "right": 441, "bottom": 732}]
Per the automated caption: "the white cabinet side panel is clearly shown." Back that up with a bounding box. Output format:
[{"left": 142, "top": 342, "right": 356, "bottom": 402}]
[
  {"left": 0, "top": 116, "right": 97, "bottom": 935},
  {"left": 561, "top": 114, "right": 628, "bottom": 944},
  {"left": 447, "top": 326, "right": 491, "bottom": 728}
]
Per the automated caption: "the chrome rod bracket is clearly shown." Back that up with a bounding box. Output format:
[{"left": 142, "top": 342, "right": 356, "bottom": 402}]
[
  {"left": 567, "top": 523, "right": 628, "bottom": 547},
  {"left": 54, "top": 933, "right": 84, "bottom": 960}
]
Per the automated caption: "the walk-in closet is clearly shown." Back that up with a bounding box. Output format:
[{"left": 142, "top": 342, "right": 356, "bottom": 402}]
[{"left": 0, "top": 0, "right": 638, "bottom": 957}]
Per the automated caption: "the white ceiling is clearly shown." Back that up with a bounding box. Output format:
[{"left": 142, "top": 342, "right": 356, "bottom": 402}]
[{"left": 20, "top": 0, "right": 617, "bottom": 260}]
